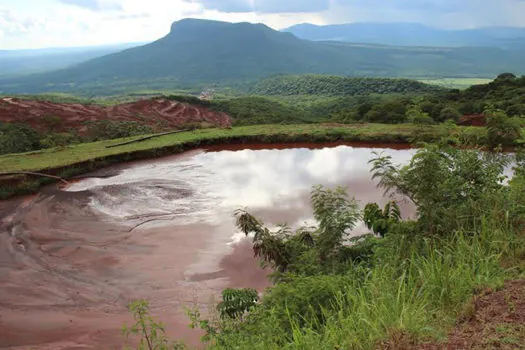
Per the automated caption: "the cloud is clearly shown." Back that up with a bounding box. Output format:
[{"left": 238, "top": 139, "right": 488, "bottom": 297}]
[
  {"left": 57, "top": 0, "right": 123, "bottom": 11},
  {"left": 335, "top": 0, "right": 458, "bottom": 13},
  {"left": 190, "top": 0, "right": 252, "bottom": 13},
  {"left": 0, "top": 9, "right": 47, "bottom": 36},
  {"left": 107, "top": 12, "right": 151, "bottom": 20},
  {"left": 327, "top": 0, "right": 525, "bottom": 29},
  {"left": 3, "top": 0, "right": 525, "bottom": 50},
  {"left": 188, "top": 0, "right": 330, "bottom": 13},
  {"left": 253, "top": 0, "right": 330, "bottom": 14}
]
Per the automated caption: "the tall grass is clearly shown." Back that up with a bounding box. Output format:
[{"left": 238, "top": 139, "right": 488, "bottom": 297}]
[{"left": 209, "top": 211, "right": 523, "bottom": 349}]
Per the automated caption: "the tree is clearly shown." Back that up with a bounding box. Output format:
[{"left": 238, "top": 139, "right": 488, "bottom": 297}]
[
  {"left": 365, "top": 101, "right": 407, "bottom": 124},
  {"left": 485, "top": 107, "right": 522, "bottom": 149},
  {"left": 438, "top": 107, "right": 461, "bottom": 122},
  {"left": 506, "top": 104, "right": 525, "bottom": 117},
  {"left": 495, "top": 72, "right": 517, "bottom": 82},
  {"left": 311, "top": 185, "right": 361, "bottom": 259},
  {"left": 369, "top": 145, "right": 509, "bottom": 235},
  {"left": 234, "top": 185, "right": 361, "bottom": 273},
  {"left": 406, "top": 105, "right": 434, "bottom": 124},
  {"left": 363, "top": 201, "right": 401, "bottom": 237},
  {"left": 217, "top": 288, "right": 258, "bottom": 321},
  {"left": 123, "top": 300, "right": 186, "bottom": 350},
  {"left": 0, "top": 123, "right": 41, "bottom": 155}
]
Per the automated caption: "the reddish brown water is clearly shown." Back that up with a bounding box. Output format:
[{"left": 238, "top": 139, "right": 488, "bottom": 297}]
[{"left": 0, "top": 143, "right": 415, "bottom": 349}]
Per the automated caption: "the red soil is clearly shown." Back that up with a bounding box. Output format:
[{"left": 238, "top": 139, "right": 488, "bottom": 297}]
[
  {"left": 457, "top": 114, "right": 486, "bottom": 127},
  {"left": 0, "top": 97, "right": 231, "bottom": 133},
  {"left": 416, "top": 280, "right": 525, "bottom": 349}
]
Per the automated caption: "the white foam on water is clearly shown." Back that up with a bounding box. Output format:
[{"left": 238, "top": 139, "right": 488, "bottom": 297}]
[{"left": 65, "top": 146, "right": 418, "bottom": 241}]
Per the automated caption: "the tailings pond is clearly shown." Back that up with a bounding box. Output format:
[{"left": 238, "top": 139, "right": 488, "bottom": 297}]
[{"left": 0, "top": 143, "right": 415, "bottom": 349}]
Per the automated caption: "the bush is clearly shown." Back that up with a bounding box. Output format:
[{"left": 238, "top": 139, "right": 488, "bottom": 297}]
[
  {"left": 87, "top": 120, "right": 154, "bottom": 141},
  {"left": 406, "top": 106, "right": 434, "bottom": 125},
  {"left": 40, "top": 132, "right": 79, "bottom": 148},
  {"left": 365, "top": 101, "right": 407, "bottom": 123},
  {"left": 438, "top": 107, "right": 461, "bottom": 122},
  {"left": 0, "top": 123, "right": 41, "bottom": 154},
  {"left": 485, "top": 108, "right": 523, "bottom": 148}
]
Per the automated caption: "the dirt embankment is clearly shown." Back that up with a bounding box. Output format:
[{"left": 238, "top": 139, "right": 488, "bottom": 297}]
[
  {"left": 407, "top": 280, "right": 525, "bottom": 349},
  {"left": 0, "top": 97, "right": 231, "bottom": 133}
]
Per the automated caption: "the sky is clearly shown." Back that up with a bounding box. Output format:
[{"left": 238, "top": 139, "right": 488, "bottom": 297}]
[{"left": 1, "top": 0, "right": 525, "bottom": 50}]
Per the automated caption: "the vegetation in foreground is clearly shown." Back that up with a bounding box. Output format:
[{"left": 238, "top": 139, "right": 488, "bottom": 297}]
[{"left": 126, "top": 142, "right": 525, "bottom": 349}]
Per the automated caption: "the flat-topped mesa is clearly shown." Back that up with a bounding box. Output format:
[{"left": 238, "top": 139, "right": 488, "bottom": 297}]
[{"left": 169, "top": 18, "right": 273, "bottom": 35}]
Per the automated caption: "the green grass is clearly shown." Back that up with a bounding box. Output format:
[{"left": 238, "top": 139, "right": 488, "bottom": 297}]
[
  {"left": 0, "top": 123, "right": 482, "bottom": 199},
  {"left": 206, "top": 213, "right": 525, "bottom": 349},
  {"left": 0, "top": 124, "right": 451, "bottom": 173}
]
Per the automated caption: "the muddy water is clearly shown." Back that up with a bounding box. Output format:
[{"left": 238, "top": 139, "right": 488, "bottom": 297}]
[{"left": 0, "top": 144, "right": 415, "bottom": 349}]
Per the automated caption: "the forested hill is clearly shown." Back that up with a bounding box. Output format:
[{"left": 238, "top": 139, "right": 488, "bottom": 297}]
[
  {"left": 250, "top": 75, "right": 443, "bottom": 96},
  {"left": 2, "top": 19, "right": 525, "bottom": 95}
]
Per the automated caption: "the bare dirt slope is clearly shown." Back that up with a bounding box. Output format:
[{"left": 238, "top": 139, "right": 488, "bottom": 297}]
[
  {"left": 0, "top": 97, "right": 231, "bottom": 133},
  {"left": 416, "top": 280, "right": 525, "bottom": 349}
]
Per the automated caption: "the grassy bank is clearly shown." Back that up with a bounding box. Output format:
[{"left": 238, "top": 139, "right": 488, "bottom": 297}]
[{"left": 0, "top": 123, "right": 484, "bottom": 199}]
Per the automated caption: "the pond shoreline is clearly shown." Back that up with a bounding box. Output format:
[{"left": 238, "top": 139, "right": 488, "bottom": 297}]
[{"left": 0, "top": 124, "right": 482, "bottom": 199}]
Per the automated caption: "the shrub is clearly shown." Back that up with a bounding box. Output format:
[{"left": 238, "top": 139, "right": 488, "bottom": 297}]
[
  {"left": 40, "top": 132, "right": 79, "bottom": 148},
  {"left": 485, "top": 108, "right": 522, "bottom": 148},
  {"left": 87, "top": 120, "right": 153, "bottom": 141},
  {"left": 0, "top": 123, "right": 41, "bottom": 154},
  {"left": 438, "top": 107, "right": 461, "bottom": 122}
]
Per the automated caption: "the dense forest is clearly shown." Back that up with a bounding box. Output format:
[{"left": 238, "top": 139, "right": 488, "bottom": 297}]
[
  {"left": 250, "top": 75, "right": 443, "bottom": 96},
  {"left": 193, "top": 73, "right": 525, "bottom": 127},
  {"left": 320, "top": 73, "right": 525, "bottom": 124}
]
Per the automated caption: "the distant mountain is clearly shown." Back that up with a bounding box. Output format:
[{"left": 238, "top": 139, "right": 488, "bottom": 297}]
[
  {"left": 0, "top": 43, "right": 144, "bottom": 77},
  {"left": 1, "top": 19, "right": 525, "bottom": 95},
  {"left": 282, "top": 23, "right": 525, "bottom": 48}
]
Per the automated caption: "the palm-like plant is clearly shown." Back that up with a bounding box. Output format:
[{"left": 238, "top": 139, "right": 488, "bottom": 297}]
[{"left": 363, "top": 201, "right": 401, "bottom": 237}]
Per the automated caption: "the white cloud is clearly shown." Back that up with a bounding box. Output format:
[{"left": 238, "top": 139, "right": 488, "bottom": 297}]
[
  {"left": 57, "top": 0, "right": 123, "bottom": 11},
  {"left": 188, "top": 0, "right": 330, "bottom": 13},
  {"left": 1, "top": 0, "right": 525, "bottom": 49},
  {"left": 328, "top": 0, "right": 525, "bottom": 29}
]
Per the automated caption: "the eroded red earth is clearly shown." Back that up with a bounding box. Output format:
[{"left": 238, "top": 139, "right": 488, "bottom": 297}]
[{"left": 0, "top": 97, "right": 231, "bottom": 133}]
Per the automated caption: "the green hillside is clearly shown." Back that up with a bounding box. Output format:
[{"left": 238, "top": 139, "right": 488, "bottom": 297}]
[
  {"left": 1, "top": 19, "right": 525, "bottom": 95},
  {"left": 251, "top": 75, "right": 443, "bottom": 96}
]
